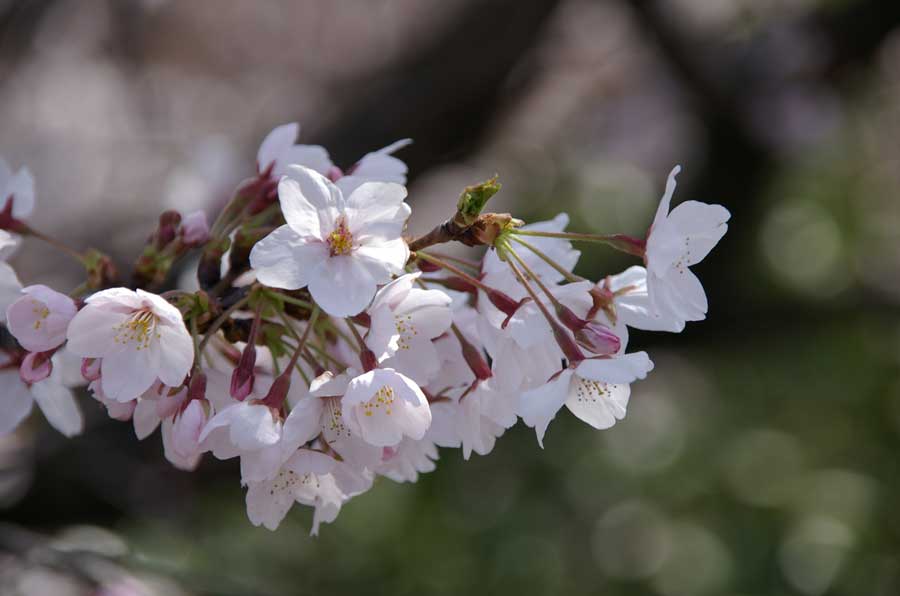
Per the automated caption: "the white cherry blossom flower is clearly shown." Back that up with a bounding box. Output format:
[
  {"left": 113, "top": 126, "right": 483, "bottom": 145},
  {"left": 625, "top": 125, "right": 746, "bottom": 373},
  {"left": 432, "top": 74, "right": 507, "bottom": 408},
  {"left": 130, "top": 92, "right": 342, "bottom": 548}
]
[
  {"left": 342, "top": 368, "right": 431, "bottom": 447},
  {"left": 366, "top": 272, "right": 452, "bottom": 384},
  {"left": 249, "top": 165, "right": 411, "bottom": 316},
  {"left": 645, "top": 166, "right": 730, "bottom": 325},
  {"left": 519, "top": 352, "right": 654, "bottom": 447},
  {"left": 0, "top": 157, "right": 35, "bottom": 220},
  {"left": 376, "top": 437, "right": 439, "bottom": 483},
  {"left": 6, "top": 285, "right": 77, "bottom": 352},
  {"left": 66, "top": 288, "right": 194, "bottom": 402}
]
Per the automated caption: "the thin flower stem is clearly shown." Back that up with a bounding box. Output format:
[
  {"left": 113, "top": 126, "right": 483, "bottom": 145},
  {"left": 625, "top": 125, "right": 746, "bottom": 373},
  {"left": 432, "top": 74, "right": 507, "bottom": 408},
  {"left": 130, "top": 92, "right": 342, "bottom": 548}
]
[
  {"left": 502, "top": 241, "right": 563, "bottom": 310},
  {"left": 513, "top": 229, "right": 646, "bottom": 257},
  {"left": 509, "top": 235, "right": 584, "bottom": 283},
  {"left": 422, "top": 250, "right": 481, "bottom": 271},
  {"left": 21, "top": 225, "right": 85, "bottom": 263},
  {"left": 267, "top": 291, "right": 313, "bottom": 310},
  {"left": 198, "top": 293, "right": 251, "bottom": 352},
  {"left": 503, "top": 250, "right": 556, "bottom": 327},
  {"left": 345, "top": 319, "right": 368, "bottom": 353},
  {"left": 321, "top": 318, "right": 356, "bottom": 352},
  {"left": 415, "top": 252, "right": 492, "bottom": 292},
  {"left": 190, "top": 317, "right": 201, "bottom": 367}
]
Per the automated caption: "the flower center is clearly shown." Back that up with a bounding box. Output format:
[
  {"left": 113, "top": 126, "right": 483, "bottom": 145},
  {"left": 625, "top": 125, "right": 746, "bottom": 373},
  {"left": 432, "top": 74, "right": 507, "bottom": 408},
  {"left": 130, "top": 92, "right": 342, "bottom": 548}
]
[
  {"left": 113, "top": 309, "right": 159, "bottom": 351},
  {"left": 31, "top": 299, "right": 50, "bottom": 330},
  {"left": 394, "top": 314, "right": 416, "bottom": 350},
  {"left": 362, "top": 385, "right": 395, "bottom": 417},
  {"left": 327, "top": 217, "right": 354, "bottom": 256}
]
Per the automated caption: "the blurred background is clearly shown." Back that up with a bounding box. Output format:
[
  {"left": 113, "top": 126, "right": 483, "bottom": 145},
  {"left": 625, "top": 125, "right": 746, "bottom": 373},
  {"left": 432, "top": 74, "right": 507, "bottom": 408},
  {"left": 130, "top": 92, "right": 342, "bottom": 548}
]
[{"left": 2, "top": 0, "right": 900, "bottom": 594}]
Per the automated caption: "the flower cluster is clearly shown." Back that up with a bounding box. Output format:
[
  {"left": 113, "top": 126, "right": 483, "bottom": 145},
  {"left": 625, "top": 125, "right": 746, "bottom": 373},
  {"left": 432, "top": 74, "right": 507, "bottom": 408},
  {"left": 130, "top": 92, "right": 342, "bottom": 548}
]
[{"left": 0, "top": 125, "right": 729, "bottom": 534}]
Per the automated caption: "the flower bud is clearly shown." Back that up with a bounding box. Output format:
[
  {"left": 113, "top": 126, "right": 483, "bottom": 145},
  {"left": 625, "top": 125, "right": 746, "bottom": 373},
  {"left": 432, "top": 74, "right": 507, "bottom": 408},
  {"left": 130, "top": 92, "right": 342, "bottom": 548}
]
[
  {"left": 484, "top": 288, "right": 528, "bottom": 329},
  {"left": 574, "top": 322, "right": 621, "bottom": 356},
  {"left": 179, "top": 211, "right": 210, "bottom": 247},
  {"left": 188, "top": 370, "right": 207, "bottom": 402},
  {"left": 327, "top": 165, "right": 344, "bottom": 182},
  {"left": 20, "top": 351, "right": 52, "bottom": 383},
  {"left": 81, "top": 357, "right": 101, "bottom": 381},
  {"left": 230, "top": 342, "right": 256, "bottom": 401},
  {"left": 155, "top": 210, "right": 182, "bottom": 249}
]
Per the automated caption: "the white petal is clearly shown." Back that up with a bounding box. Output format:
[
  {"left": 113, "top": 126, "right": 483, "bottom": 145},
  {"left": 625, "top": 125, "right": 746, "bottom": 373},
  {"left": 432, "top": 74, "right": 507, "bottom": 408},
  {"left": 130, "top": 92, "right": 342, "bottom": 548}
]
[
  {"left": 665, "top": 200, "right": 730, "bottom": 266},
  {"left": 250, "top": 225, "right": 328, "bottom": 290},
  {"left": 279, "top": 144, "right": 333, "bottom": 176},
  {"left": 0, "top": 262, "right": 22, "bottom": 322},
  {"left": 281, "top": 165, "right": 343, "bottom": 232},
  {"left": 101, "top": 346, "right": 160, "bottom": 402},
  {"left": 652, "top": 165, "right": 681, "bottom": 229},
  {"left": 31, "top": 378, "right": 83, "bottom": 437},
  {"left": 65, "top": 305, "right": 128, "bottom": 358},
  {"left": 565, "top": 379, "right": 629, "bottom": 430},
  {"left": 257, "top": 123, "right": 298, "bottom": 173},
  {"left": 7, "top": 167, "right": 35, "bottom": 219},
  {"left": 575, "top": 351, "right": 654, "bottom": 384},
  {"left": 133, "top": 398, "right": 161, "bottom": 439},
  {"left": 0, "top": 371, "right": 33, "bottom": 435},
  {"left": 308, "top": 255, "right": 377, "bottom": 317},
  {"left": 155, "top": 323, "right": 194, "bottom": 387},
  {"left": 227, "top": 402, "right": 281, "bottom": 450},
  {"left": 353, "top": 237, "right": 409, "bottom": 283},
  {"left": 518, "top": 370, "right": 572, "bottom": 448}
]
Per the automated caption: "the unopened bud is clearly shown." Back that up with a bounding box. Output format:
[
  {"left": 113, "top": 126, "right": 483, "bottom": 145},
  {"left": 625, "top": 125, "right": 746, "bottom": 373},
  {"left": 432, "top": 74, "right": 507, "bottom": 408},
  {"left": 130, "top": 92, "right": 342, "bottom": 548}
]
[
  {"left": 179, "top": 211, "right": 210, "bottom": 246},
  {"left": 20, "top": 351, "right": 52, "bottom": 383},
  {"left": 188, "top": 370, "right": 207, "bottom": 402},
  {"left": 156, "top": 210, "right": 182, "bottom": 249},
  {"left": 457, "top": 332, "right": 491, "bottom": 381},
  {"left": 550, "top": 321, "right": 585, "bottom": 365},
  {"left": 260, "top": 369, "right": 291, "bottom": 410},
  {"left": 81, "top": 357, "right": 101, "bottom": 381},
  {"left": 360, "top": 348, "right": 378, "bottom": 373},
  {"left": 554, "top": 302, "right": 588, "bottom": 332},
  {"left": 485, "top": 288, "right": 528, "bottom": 329},
  {"left": 327, "top": 165, "right": 344, "bottom": 182},
  {"left": 230, "top": 343, "right": 256, "bottom": 400},
  {"left": 574, "top": 322, "right": 620, "bottom": 356}
]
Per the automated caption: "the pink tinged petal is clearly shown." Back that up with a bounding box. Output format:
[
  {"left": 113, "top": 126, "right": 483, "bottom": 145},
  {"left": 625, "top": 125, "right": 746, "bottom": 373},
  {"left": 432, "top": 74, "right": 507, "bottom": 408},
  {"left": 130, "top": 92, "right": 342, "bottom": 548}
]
[
  {"left": 83, "top": 287, "right": 146, "bottom": 310},
  {"left": 155, "top": 323, "right": 194, "bottom": 388},
  {"left": 101, "top": 344, "right": 160, "bottom": 402},
  {"left": 20, "top": 351, "right": 52, "bottom": 383},
  {"left": 369, "top": 272, "right": 417, "bottom": 311},
  {"left": 0, "top": 371, "right": 33, "bottom": 435},
  {"left": 308, "top": 255, "right": 377, "bottom": 317},
  {"left": 137, "top": 289, "right": 184, "bottom": 327},
  {"left": 30, "top": 378, "right": 83, "bottom": 437},
  {"left": 172, "top": 400, "right": 206, "bottom": 459},
  {"left": 257, "top": 122, "right": 299, "bottom": 173},
  {"left": 565, "top": 379, "right": 630, "bottom": 430},
  {"left": 161, "top": 418, "right": 201, "bottom": 471},
  {"left": 133, "top": 398, "right": 161, "bottom": 439},
  {"left": 397, "top": 288, "right": 453, "bottom": 338},
  {"left": 280, "top": 145, "right": 333, "bottom": 177},
  {"left": 65, "top": 305, "right": 129, "bottom": 358},
  {"left": 6, "top": 289, "right": 75, "bottom": 351},
  {"left": 665, "top": 200, "right": 730, "bottom": 266},
  {"left": 249, "top": 225, "right": 328, "bottom": 290},
  {"left": 518, "top": 370, "right": 572, "bottom": 448},
  {"left": 575, "top": 351, "right": 654, "bottom": 384},
  {"left": 0, "top": 262, "right": 23, "bottom": 322}
]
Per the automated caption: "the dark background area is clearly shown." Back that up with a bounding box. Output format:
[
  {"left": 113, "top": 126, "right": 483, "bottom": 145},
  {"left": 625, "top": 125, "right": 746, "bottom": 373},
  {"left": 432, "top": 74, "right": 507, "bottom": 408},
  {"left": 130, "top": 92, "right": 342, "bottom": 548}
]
[{"left": 2, "top": 0, "right": 900, "bottom": 594}]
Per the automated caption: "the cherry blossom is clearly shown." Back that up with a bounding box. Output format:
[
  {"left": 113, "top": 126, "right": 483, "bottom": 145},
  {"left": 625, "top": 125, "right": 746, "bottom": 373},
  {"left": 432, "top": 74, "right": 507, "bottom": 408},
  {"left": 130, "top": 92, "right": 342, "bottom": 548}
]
[
  {"left": 66, "top": 288, "right": 194, "bottom": 402},
  {"left": 249, "top": 165, "right": 410, "bottom": 316},
  {"left": 0, "top": 352, "right": 83, "bottom": 438},
  {"left": 645, "top": 166, "right": 730, "bottom": 325},
  {"left": 6, "top": 285, "right": 77, "bottom": 352},
  {"left": 519, "top": 352, "right": 654, "bottom": 447},
  {"left": 341, "top": 368, "right": 432, "bottom": 447}
]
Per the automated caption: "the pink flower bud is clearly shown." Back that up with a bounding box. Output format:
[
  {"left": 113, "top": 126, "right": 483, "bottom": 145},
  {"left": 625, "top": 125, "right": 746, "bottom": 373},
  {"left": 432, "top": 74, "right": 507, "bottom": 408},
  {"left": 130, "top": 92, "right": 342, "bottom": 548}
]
[
  {"left": 172, "top": 399, "right": 207, "bottom": 460},
  {"left": 382, "top": 446, "right": 398, "bottom": 462},
  {"left": 574, "top": 322, "right": 621, "bottom": 356},
  {"left": 327, "top": 165, "right": 344, "bottom": 182},
  {"left": 485, "top": 288, "right": 529, "bottom": 329},
  {"left": 20, "top": 351, "right": 52, "bottom": 383},
  {"left": 554, "top": 302, "right": 588, "bottom": 333},
  {"left": 81, "top": 357, "right": 101, "bottom": 381},
  {"left": 260, "top": 369, "right": 291, "bottom": 409},
  {"left": 179, "top": 210, "right": 210, "bottom": 246},
  {"left": 188, "top": 370, "right": 207, "bottom": 402},
  {"left": 550, "top": 321, "right": 585, "bottom": 365},
  {"left": 230, "top": 343, "right": 256, "bottom": 401},
  {"left": 155, "top": 210, "right": 182, "bottom": 249}
]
